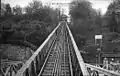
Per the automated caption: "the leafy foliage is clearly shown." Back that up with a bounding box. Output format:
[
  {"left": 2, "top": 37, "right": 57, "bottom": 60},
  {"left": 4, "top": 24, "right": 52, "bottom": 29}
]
[
  {"left": 1, "top": 2, "right": 6, "bottom": 16},
  {"left": 25, "top": 0, "right": 43, "bottom": 14},
  {"left": 69, "top": 0, "right": 102, "bottom": 44},
  {"left": 5, "top": 4, "right": 12, "bottom": 16},
  {"left": 13, "top": 5, "right": 22, "bottom": 15},
  {"left": 69, "top": 0, "right": 104, "bottom": 63},
  {"left": 106, "top": 0, "right": 120, "bottom": 33},
  {"left": 69, "top": 0, "right": 92, "bottom": 20},
  {"left": 1, "top": 44, "right": 33, "bottom": 61},
  {"left": 0, "top": 0, "right": 61, "bottom": 47},
  {"left": 0, "top": 0, "right": 62, "bottom": 63}
]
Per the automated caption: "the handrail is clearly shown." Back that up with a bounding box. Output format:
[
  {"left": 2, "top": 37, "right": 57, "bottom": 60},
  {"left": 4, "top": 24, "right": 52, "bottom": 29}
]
[
  {"left": 65, "top": 23, "right": 90, "bottom": 76},
  {"left": 15, "top": 22, "right": 61, "bottom": 76},
  {"left": 86, "top": 63, "right": 120, "bottom": 76}
]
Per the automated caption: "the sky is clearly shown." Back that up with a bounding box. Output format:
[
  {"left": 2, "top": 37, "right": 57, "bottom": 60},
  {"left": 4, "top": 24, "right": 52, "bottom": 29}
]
[{"left": 2, "top": 0, "right": 113, "bottom": 15}]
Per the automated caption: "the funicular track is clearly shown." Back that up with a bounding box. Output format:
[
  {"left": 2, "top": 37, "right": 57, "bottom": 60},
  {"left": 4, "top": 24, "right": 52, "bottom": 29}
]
[
  {"left": 14, "top": 21, "right": 89, "bottom": 76},
  {"left": 38, "top": 23, "right": 71, "bottom": 76},
  {"left": 2, "top": 21, "right": 120, "bottom": 76}
]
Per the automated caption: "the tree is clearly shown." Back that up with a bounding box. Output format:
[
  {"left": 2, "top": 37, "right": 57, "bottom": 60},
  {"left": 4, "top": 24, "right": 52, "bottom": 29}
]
[
  {"left": 69, "top": 0, "right": 92, "bottom": 20},
  {"left": 69, "top": 0, "right": 98, "bottom": 36},
  {"left": 106, "top": 0, "right": 120, "bottom": 33},
  {"left": 25, "top": 0, "right": 43, "bottom": 14},
  {"left": 69, "top": 0, "right": 104, "bottom": 57},
  {"left": 25, "top": 7, "right": 33, "bottom": 14},
  {"left": 13, "top": 5, "right": 22, "bottom": 15},
  {"left": 94, "top": 10, "right": 102, "bottom": 34},
  {"left": 29, "top": 0, "right": 42, "bottom": 11},
  {"left": 5, "top": 4, "right": 12, "bottom": 15},
  {"left": 43, "top": 6, "right": 60, "bottom": 24},
  {"left": 1, "top": 2, "right": 6, "bottom": 16}
]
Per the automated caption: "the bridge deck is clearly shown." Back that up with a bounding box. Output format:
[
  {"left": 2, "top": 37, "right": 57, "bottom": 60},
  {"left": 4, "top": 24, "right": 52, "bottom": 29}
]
[
  {"left": 38, "top": 23, "right": 71, "bottom": 76},
  {"left": 2, "top": 21, "right": 119, "bottom": 76}
]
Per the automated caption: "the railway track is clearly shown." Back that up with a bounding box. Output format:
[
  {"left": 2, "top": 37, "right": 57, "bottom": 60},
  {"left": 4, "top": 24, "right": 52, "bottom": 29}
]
[
  {"left": 14, "top": 21, "right": 89, "bottom": 76},
  {"left": 2, "top": 22, "right": 119, "bottom": 76},
  {"left": 38, "top": 24, "right": 71, "bottom": 76}
]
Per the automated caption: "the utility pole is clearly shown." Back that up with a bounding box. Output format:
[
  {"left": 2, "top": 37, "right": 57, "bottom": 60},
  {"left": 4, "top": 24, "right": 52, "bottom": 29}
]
[
  {"left": 95, "top": 35, "right": 102, "bottom": 64},
  {"left": 97, "top": 48, "right": 101, "bottom": 64}
]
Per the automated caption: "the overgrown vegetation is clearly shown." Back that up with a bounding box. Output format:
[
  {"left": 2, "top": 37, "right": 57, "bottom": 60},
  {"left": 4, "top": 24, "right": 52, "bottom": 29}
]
[
  {"left": 0, "top": 0, "right": 61, "bottom": 47},
  {"left": 69, "top": 0, "right": 102, "bottom": 48},
  {"left": 69, "top": 0, "right": 120, "bottom": 63},
  {"left": 0, "top": 0, "right": 62, "bottom": 62},
  {"left": 1, "top": 0, "right": 120, "bottom": 63}
]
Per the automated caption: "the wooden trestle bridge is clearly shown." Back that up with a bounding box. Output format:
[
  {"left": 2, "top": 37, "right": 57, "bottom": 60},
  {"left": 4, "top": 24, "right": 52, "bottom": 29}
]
[{"left": 1, "top": 21, "right": 120, "bottom": 76}]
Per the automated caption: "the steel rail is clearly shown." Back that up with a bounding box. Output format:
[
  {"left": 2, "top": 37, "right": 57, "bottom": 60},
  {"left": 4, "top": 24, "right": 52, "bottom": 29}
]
[
  {"left": 65, "top": 23, "right": 90, "bottom": 76},
  {"left": 38, "top": 23, "right": 71, "bottom": 76},
  {"left": 38, "top": 25, "right": 62, "bottom": 76},
  {"left": 15, "top": 21, "right": 90, "bottom": 76},
  {"left": 15, "top": 22, "right": 62, "bottom": 76},
  {"left": 38, "top": 36, "right": 57, "bottom": 76},
  {"left": 66, "top": 28, "right": 73, "bottom": 76}
]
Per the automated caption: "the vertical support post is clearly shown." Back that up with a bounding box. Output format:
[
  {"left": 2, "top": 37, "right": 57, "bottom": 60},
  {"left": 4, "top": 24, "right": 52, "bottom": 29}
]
[
  {"left": 95, "top": 35, "right": 102, "bottom": 64},
  {"left": 97, "top": 48, "right": 101, "bottom": 64}
]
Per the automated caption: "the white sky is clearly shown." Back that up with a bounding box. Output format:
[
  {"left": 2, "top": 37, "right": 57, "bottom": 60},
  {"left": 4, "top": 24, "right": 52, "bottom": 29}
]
[{"left": 2, "top": 0, "right": 113, "bottom": 15}]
